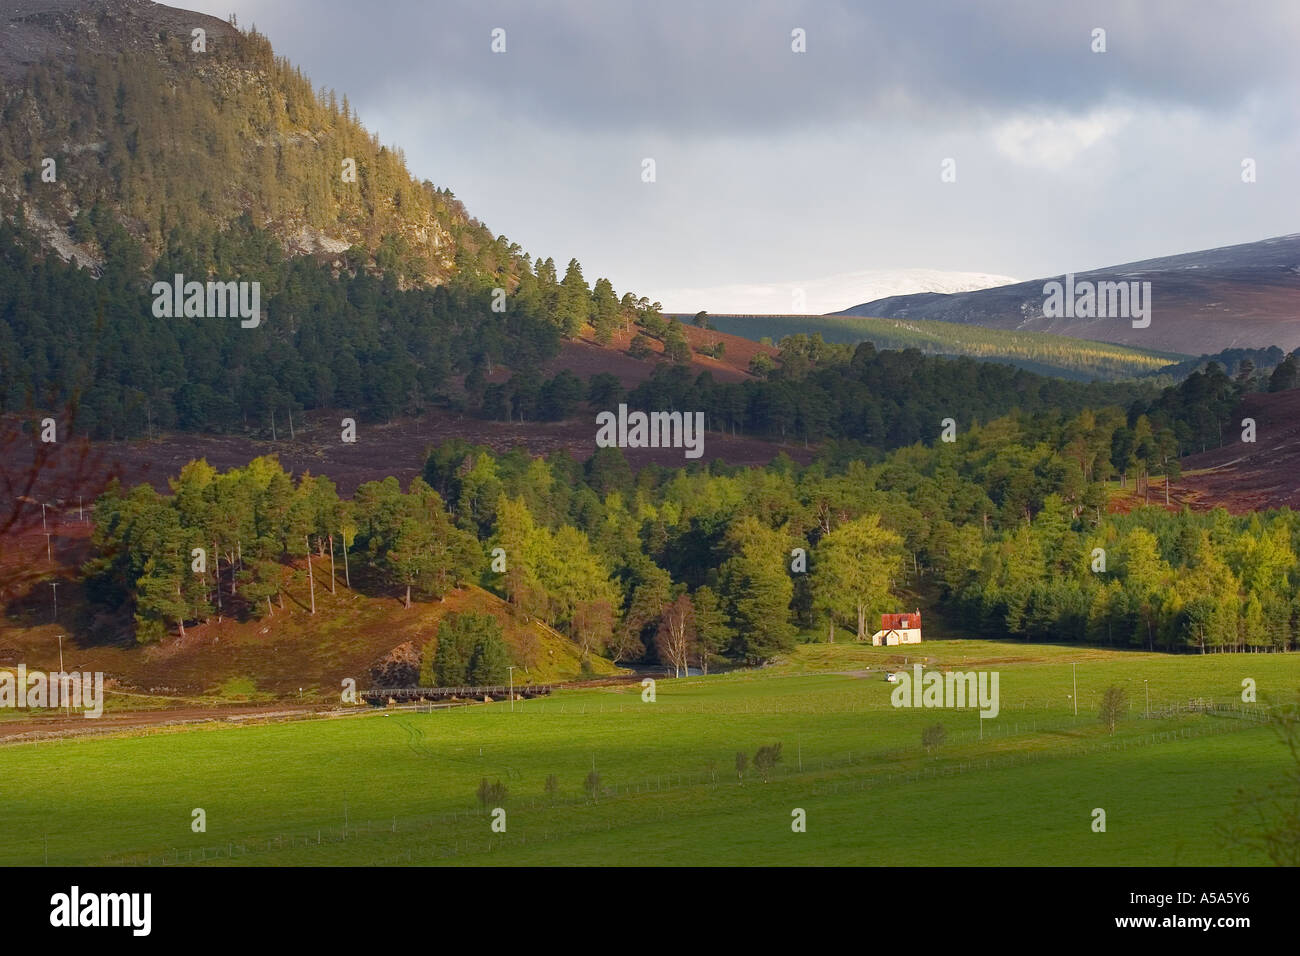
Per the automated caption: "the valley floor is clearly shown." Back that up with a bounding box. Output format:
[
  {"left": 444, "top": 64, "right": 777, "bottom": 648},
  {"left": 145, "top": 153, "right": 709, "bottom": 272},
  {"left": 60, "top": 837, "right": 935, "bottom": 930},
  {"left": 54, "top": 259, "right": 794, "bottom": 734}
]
[{"left": 0, "top": 641, "right": 1294, "bottom": 866}]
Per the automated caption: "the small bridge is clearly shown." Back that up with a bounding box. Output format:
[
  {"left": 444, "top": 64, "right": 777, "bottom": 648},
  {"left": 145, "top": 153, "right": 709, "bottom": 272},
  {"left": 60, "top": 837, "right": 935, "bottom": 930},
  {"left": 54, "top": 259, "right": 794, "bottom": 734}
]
[{"left": 361, "top": 684, "right": 555, "bottom": 706}]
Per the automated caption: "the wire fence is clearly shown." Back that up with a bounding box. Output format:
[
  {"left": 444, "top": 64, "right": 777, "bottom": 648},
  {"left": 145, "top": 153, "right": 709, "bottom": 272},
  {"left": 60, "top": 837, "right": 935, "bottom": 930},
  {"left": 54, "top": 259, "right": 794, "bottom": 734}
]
[{"left": 84, "top": 701, "right": 1275, "bottom": 867}]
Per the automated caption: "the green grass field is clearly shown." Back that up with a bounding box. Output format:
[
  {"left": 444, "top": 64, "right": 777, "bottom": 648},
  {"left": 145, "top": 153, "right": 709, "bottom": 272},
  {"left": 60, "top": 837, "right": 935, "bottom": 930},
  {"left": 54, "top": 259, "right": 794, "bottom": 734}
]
[
  {"left": 705, "top": 314, "right": 1183, "bottom": 381},
  {"left": 1, "top": 641, "right": 1295, "bottom": 866}
]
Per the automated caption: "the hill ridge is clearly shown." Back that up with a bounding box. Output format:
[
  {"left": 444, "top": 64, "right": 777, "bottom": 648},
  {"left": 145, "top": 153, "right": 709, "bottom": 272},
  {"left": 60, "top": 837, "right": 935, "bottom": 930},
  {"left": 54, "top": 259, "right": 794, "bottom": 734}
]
[{"left": 836, "top": 233, "right": 1300, "bottom": 355}]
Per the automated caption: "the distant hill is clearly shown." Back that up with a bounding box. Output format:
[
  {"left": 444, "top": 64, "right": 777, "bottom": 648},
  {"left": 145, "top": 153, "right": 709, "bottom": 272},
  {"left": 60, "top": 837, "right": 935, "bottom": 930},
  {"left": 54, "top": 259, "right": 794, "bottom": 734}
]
[
  {"left": 658, "top": 268, "right": 1019, "bottom": 315},
  {"left": 1149, "top": 346, "right": 1291, "bottom": 381},
  {"left": 692, "top": 313, "right": 1183, "bottom": 382},
  {"left": 836, "top": 234, "right": 1300, "bottom": 355}
]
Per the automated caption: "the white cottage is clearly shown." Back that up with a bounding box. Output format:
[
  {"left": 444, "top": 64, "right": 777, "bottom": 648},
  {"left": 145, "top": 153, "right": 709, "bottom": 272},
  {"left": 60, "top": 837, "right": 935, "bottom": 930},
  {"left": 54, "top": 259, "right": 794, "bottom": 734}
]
[{"left": 869, "top": 610, "right": 922, "bottom": 646}]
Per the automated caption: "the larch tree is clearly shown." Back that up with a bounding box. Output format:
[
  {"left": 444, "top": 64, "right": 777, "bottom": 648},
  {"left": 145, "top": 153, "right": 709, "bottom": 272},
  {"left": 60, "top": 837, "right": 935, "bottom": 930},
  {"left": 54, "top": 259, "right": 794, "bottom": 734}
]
[
  {"left": 719, "top": 516, "right": 796, "bottom": 661},
  {"left": 812, "top": 513, "right": 904, "bottom": 641}
]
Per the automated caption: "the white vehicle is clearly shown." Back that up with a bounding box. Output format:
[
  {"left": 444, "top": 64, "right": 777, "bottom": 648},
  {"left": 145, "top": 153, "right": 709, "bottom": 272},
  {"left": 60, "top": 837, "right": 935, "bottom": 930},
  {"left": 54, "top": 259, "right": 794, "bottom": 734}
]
[{"left": 885, "top": 672, "right": 900, "bottom": 683}]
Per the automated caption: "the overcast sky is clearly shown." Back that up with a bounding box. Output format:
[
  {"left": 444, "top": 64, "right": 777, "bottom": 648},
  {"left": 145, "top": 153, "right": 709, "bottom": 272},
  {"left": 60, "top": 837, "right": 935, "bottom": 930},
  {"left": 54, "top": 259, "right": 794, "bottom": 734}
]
[{"left": 187, "top": 0, "right": 1300, "bottom": 312}]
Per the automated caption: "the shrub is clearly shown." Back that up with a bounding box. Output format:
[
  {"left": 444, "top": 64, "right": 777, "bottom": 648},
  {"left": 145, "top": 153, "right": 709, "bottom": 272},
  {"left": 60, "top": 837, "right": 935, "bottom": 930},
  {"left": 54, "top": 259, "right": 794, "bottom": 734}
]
[
  {"left": 628, "top": 334, "right": 654, "bottom": 360},
  {"left": 476, "top": 778, "right": 508, "bottom": 808},
  {"left": 753, "top": 743, "right": 783, "bottom": 782},
  {"left": 922, "top": 723, "right": 946, "bottom": 752}
]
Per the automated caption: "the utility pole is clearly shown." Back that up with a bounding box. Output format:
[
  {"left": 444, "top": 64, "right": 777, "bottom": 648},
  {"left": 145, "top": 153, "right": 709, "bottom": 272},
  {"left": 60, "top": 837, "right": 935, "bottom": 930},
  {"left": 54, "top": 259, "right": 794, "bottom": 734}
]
[
  {"left": 341, "top": 530, "right": 350, "bottom": 588},
  {"left": 1144, "top": 679, "right": 1149, "bottom": 719},
  {"left": 508, "top": 666, "right": 515, "bottom": 712},
  {"left": 1072, "top": 661, "right": 1078, "bottom": 717},
  {"left": 50, "top": 581, "right": 58, "bottom": 622},
  {"left": 58, "top": 634, "right": 69, "bottom": 716}
]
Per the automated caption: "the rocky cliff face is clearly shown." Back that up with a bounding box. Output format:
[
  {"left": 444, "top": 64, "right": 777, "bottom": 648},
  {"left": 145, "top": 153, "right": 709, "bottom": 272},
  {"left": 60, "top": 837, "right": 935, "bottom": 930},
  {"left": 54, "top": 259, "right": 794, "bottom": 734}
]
[
  {"left": 0, "top": 0, "right": 482, "bottom": 287},
  {"left": 1, "top": 0, "right": 235, "bottom": 83}
]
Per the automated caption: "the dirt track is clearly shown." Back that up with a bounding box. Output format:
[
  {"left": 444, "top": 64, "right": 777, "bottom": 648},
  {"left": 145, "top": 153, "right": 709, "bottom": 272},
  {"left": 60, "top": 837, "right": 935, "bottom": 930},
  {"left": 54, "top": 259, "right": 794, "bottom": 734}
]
[{"left": 0, "top": 700, "right": 330, "bottom": 743}]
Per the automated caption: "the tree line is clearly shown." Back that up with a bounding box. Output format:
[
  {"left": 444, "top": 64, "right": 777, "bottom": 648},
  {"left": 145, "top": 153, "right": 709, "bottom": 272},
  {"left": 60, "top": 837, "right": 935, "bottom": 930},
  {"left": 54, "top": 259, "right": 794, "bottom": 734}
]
[{"left": 82, "top": 397, "right": 1300, "bottom": 668}]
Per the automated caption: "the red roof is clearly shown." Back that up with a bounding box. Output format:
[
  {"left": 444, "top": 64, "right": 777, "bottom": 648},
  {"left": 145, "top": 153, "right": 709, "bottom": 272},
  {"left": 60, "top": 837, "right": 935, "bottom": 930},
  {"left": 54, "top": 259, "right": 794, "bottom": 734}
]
[{"left": 881, "top": 611, "right": 921, "bottom": 630}]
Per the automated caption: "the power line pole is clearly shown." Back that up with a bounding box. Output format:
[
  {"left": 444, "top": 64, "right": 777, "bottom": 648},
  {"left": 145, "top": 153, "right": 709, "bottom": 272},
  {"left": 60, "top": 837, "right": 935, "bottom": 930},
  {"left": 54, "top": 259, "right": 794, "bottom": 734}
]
[
  {"left": 58, "top": 634, "right": 69, "bottom": 716},
  {"left": 508, "top": 666, "right": 515, "bottom": 712},
  {"left": 1072, "top": 661, "right": 1078, "bottom": 717},
  {"left": 341, "top": 530, "right": 350, "bottom": 588}
]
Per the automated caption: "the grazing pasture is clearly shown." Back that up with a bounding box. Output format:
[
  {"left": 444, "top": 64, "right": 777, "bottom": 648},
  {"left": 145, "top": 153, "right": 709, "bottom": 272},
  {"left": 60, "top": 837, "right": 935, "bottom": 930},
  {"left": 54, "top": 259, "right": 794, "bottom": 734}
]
[{"left": 1, "top": 641, "right": 1293, "bottom": 866}]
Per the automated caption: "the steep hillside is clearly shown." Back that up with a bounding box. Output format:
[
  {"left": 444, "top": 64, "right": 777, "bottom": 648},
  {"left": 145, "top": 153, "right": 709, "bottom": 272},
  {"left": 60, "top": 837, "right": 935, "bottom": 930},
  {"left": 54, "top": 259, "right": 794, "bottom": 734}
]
[
  {"left": 526, "top": 324, "right": 770, "bottom": 388},
  {"left": 837, "top": 234, "right": 1300, "bottom": 355},
  {"left": 1167, "top": 388, "right": 1300, "bottom": 513},
  {"left": 0, "top": 513, "right": 617, "bottom": 707},
  {"left": 0, "top": 0, "right": 487, "bottom": 282}
]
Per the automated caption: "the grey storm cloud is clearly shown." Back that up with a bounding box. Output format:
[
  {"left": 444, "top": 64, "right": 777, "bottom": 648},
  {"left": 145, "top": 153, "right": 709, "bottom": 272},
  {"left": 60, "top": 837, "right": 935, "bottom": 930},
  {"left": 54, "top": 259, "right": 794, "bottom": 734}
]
[
  {"left": 196, "top": 0, "right": 1299, "bottom": 134},
  {"left": 184, "top": 0, "right": 1300, "bottom": 310}
]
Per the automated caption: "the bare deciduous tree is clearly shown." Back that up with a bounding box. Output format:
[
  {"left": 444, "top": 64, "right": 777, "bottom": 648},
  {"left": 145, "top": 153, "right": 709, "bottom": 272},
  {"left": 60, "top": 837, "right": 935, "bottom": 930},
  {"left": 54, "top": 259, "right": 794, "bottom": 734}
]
[
  {"left": 655, "top": 593, "right": 695, "bottom": 678},
  {"left": 1099, "top": 685, "right": 1128, "bottom": 734},
  {"left": 754, "top": 743, "right": 783, "bottom": 782},
  {"left": 1, "top": 404, "right": 113, "bottom": 603},
  {"left": 922, "top": 723, "right": 946, "bottom": 752},
  {"left": 1221, "top": 697, "right": 1300, "bottom": 865}
]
